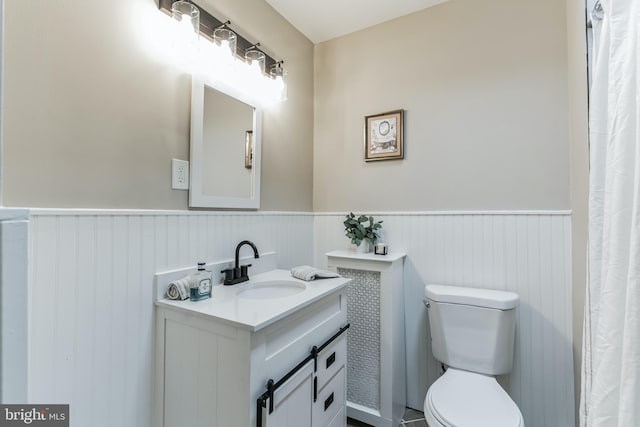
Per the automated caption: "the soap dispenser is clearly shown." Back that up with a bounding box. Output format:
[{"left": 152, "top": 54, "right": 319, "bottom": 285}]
[{"left": 190, "top": 262, "right": 212, "bottom": 301}]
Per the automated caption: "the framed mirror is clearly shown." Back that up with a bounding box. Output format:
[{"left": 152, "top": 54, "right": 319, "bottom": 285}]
[{"left": 189, "top": 75, "right": 262, "bottom": 209}]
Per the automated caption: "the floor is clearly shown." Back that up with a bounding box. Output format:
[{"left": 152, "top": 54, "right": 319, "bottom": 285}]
[{"left": 347, "top": 408, "right": 428, "bottom": 427}]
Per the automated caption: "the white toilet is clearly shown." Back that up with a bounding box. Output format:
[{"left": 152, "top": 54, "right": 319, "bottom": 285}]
[{"left": 423, "top": 284, "right": 525, "bottom": 427}]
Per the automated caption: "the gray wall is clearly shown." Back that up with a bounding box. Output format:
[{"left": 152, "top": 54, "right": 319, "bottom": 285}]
[
  {"left": 313, "top": 0, "right": 571, "bottom": 212},
  {"left": 1, "top": 0, "right": 314, "bottom": 211}
]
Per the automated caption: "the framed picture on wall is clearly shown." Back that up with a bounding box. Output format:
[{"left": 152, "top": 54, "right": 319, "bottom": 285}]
[
  {"left": 245, "top": 130, "right": 253, "bottom": 169},
  {"left": 364, "top": 109, "right": 404, "bottom": 162}
]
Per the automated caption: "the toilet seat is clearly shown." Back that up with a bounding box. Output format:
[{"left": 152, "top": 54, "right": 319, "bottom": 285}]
[{"left": 423, "top": 368, "right": 524, "bottom": 427}]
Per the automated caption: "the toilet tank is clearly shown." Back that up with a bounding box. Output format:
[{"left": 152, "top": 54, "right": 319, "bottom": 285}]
[{"left": 425, "top": 285, "right": 519, "bottom": 376}]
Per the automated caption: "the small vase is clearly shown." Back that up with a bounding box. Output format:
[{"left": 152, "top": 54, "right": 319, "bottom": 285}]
[{"left": 352, "top": 241, "right": 371, "bottom": 253}]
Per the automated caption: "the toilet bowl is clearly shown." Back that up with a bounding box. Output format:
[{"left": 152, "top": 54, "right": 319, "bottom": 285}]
[
  {"left": 423, "top": 368, "right": 524, "bottom": 427},
  {"left": 423, "top": 284, "right": 525, "bottom": 427}
]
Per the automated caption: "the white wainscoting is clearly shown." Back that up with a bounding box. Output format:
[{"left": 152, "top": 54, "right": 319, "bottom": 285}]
[
  {"left": 0, "top": 209, "right": 30, "bottom": 403},
  {"left": 314, "top": 212, "right": 575, "bottom": 427},
  {"left": 28, "top": 210, "right": 313, "bottom": 427},
  {"left": 28, "top": 209, "right": 575, "bottom": 427}
]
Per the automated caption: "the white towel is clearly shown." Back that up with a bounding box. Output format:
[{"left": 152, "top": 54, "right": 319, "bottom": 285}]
[
  {"left": 167, "top": 277, "right": 191, "bottom": 300},
  {"left": 290, "top": 265, "right": 340, "bottom": 281}
]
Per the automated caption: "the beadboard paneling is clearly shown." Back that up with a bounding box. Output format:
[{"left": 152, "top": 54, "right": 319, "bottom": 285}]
[
  {"left": 28, "top": 210, "right": 574, "bottom": 427},
  {"left": 314, "top": 212, "right": 575, "bottom": 427},
  {"left": 0, "top": 210, "right": 30, "bottom": 403},
  {"left": 28, "top": 211, "right": 313, "bottom": 427}
]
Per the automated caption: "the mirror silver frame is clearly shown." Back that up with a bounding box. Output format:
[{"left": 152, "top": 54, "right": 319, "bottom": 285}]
[{"left": 189, "top": 74, "right": 262, "bottom": 209}]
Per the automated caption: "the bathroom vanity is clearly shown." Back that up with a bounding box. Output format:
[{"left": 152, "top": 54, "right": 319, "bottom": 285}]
[{"left": 153, "top": 258, "right": 350, "bottom": 427}]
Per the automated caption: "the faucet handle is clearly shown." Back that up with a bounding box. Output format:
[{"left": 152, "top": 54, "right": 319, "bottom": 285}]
[
  {"left": 221, "top": 268, "right": 235, "bottom": 283},
  {"left": 240, "top": 264, "right": 253, "bottom": 277}
]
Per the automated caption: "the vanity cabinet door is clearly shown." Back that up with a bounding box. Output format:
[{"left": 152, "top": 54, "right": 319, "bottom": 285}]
[{"left": 264, "top": 360, "right": 314, "bottom": 427}]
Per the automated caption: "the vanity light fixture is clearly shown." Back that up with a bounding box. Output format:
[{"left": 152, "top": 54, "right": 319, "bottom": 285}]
[
  {"left": 270, "top": 61, "right": 288, "bottom": 102},
  {"left": 160, "top": 0, "right": 280, "bottom": 74},
  {"left": 245, "top": 44, "right": 266, "bottom": 75},
  {"left": 213, "top": 22, "right": 237, "bottom": 60},
  {"left": 159, "top": 0, "right": 288, "bottom": 103},
  {"left": 171, "top": 0, "right": 200, "bottom": 44},
  {"left": 242, "top": 44, "right": 267, "bottom": 99}
]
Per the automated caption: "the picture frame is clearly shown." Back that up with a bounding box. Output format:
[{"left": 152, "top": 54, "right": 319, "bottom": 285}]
[
  {"left": 244, "top": 130, "right": 253, "bottom": 169},
  {"left": 364, "top": 109, "right": 404, "bottom": 162}
]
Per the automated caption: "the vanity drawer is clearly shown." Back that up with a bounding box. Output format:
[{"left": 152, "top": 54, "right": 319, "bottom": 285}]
[
  {"left": 313, "top": 367, "right": 345, "bottom": 427},
  {"left": 317, "top": 334, "right": 346, "bottom": 390}
]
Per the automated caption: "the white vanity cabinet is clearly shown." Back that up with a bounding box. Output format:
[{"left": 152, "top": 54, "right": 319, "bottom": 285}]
[{"left": 153, "top": 266, "right": 349, "bottom": 427}]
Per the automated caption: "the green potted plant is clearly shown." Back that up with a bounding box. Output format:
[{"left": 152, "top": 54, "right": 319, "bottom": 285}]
[{"left": 343, "top": 212, "right": 383, "bottom": 253}]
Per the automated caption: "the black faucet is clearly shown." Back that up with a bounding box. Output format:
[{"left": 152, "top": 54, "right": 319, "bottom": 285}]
[{"left": 221, "top": 240, "right": 260, "bottom": 285}]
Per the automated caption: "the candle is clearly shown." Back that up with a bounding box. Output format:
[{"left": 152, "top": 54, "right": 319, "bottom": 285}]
[{"left": 375, "top": 243, "right": 388, "bottom": 255}]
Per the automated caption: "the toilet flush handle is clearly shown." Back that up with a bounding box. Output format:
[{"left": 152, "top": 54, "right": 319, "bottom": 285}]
[{"left": 423, "top": 299, "right": 430, "bottom": 309}]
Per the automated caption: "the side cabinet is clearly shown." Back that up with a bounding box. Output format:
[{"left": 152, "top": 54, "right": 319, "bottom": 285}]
[{"left": 326, "top": 251, "right": 406, "bottom": 427}]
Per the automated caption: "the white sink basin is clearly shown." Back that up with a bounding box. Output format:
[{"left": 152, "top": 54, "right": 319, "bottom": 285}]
[{"left": 238, "top": 280, "right": 307, "bottom": 299}]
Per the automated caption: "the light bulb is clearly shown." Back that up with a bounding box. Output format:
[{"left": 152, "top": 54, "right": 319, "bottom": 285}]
[
  {"left": 245, "top": 49, "right": 265, "bottom": 75},
  {"left": 220, "top": 40, "right": 231, "bottom": 57},
  {"left": 171, "top": 1, "right": 199, "bottom": 47},
  {"left": 213, "top": 27, "right": 237, "bottom": 60},
  {"left": 178, "top": 15, "right": 193, "bottom": 33},
  {"left": 269, "top": 63, "right": 288, "bottom": 102},
  {"left": 274, "top": 75, "right": 284, "bottom": 92}
]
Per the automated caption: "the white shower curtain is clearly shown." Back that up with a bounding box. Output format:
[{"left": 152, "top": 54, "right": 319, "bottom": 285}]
[{"left": 580, "top": 0, "right": 640, "bottom": 426}]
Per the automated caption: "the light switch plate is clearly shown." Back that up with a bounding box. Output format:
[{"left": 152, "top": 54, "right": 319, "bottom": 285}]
[{"left": 172, "top": 159, "right": 189, "bottom": 190}]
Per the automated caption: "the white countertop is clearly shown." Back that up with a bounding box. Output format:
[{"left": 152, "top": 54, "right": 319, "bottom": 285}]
[
  {"left": 155, "top": 269, "right": 350, "bottom": 332},
  {"left": 326, "top": 250, "right": 407, "bottom": 262}
]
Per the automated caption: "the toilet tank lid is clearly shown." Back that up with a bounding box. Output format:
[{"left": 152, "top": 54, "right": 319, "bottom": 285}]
[{"left": 425, "top": 285, "right": 519, "bottom": 310}]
